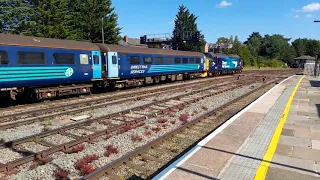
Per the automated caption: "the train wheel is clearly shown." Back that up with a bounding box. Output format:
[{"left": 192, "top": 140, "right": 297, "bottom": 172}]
[{"left": 154, "top": 76, "right": 160, "bottom": 84}]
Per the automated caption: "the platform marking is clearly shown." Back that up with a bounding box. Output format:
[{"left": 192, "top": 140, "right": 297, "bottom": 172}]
[
  {"left": 254, "top": 75, "right": 305, "bottom": 180},
  {"left": 152, "top": 75, "right": 295, "bottom": 180}
]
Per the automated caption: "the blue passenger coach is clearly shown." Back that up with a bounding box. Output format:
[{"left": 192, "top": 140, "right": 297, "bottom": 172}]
[
  {"left": 0, "top": 34, "right": 101, "bottom": 100},
  {"left": 96, "top": 44, "right": 206, "bottom": 88}
]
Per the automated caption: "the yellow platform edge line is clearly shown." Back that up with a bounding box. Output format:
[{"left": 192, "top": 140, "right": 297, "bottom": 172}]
[{"left": 253, "top": 75, "right": 306, "bottom": 180}]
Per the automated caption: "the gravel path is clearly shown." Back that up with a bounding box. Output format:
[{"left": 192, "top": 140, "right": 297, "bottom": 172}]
[{"left": 7, "top": 81, "right": 263, "bottom": 180}]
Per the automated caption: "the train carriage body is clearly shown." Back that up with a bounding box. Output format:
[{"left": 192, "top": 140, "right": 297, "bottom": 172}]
[
  {"left": 0, "top": 34, "right": 102, "bottom": 99},
  {"left": 96, "top": 44, "right": 206, "bottom": 87}
]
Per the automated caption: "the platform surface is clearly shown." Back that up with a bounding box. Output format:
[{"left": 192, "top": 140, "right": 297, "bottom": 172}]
[{"left": 154, "top": 75, "right": 320, "bottom": 180}]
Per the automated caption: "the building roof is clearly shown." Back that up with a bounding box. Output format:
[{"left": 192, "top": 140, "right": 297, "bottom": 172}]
[
  {"left": 0, "top": 33, "right": 100, "bottom": 51},
  {"left": 294, "top": 55, "right": 315, "bottom": 60},
  {"left": 119, "top": 35, "right": 148, "bottom": 47},
  {"left": 96, "top": 44, "right": 204, "bottom": 57}
]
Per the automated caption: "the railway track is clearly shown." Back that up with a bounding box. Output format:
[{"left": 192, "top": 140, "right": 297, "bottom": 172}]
[
  {"left": 0, "top": 76, "right": 238, "bottom": 126},
  {"left": 80, "top": 77, "right": 281, "bottom": 180},
  {"left": 0, "top": 76, "right": 261, "bottom": 134},
  {"left": 0, "top": 75, "right": 236, "bottom": 112},
  {"left": 0, "top": 77, "right": 264, "bottom": 174}
]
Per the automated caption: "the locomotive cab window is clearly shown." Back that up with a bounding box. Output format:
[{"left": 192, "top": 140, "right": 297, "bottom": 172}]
[
  {"left": 53, "top": 53, "right": 75, "bottom": 64},
  {"left": 80, "top": 54, "right": 89, "bottom": 64},
  {"left": 155, "top": 57, "right": 164, "bottom": 64},
  {"left": 129, "top": 56, "right": 140, "bottom": 64},
  {"left": 112, "top": 56, "right": 117, "bottom": 64},
  {"left": 0, "top": 51, "right": 8, "bottom": 65},
  {"left": 93, "top": 55, "right": 99, "bottom": 64},
  {"left": 189, "top": 58, "right": 195, "bottom": 64},
  {"left": 195, "top": 58, "right": 201, "bottom": 64},
  {"left": 143, "top": 57, "right": 153, "bottom": 64},
  {"left": 166, "top": 58, "right": 173, "bottom": 64},
  {"left": 18, "top": 52, "right": 46, "bottom": 64},
  {"left": 174, "top": 58, "right": 181, "bottom": 64},
  {"left": 182, "top": 58, "right": 188, "bottom": 64},
  {"left": 218, "top": 59, "right": 222, "bottom": 66}
]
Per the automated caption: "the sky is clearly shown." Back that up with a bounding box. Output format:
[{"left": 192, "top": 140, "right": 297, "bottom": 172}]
[{"left": 112, "top": 0, "right": 320, "bottom": 43}]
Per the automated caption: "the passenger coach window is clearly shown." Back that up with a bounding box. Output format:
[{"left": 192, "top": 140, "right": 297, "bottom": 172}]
[
  {"left": 190, "top": 58, "right": 195, "bottom": 63},
  {"left": 196, "top": 58, "right": 201, "bottom": 64},
  {"left": 143, "top": 57, "right": 152, "bottom": 64},
  {"left": 53, "top": 53, "right": 75, "bottom": 64},
  {"left": 182, "top": 58, "right": 188, "bottom": 64},
  {"left": 80, "top": 54, "right": 89, "bottom": 64},
  {"left": 166, "top": 58, "right": 173, "bottom": 64},
  {"left": 18, "top": 52, "right": 46, "bottom": 64},
  {"left": 112, "top": 56, "right": 117, "bottom": 64},
  {"left": 93, "top": 55, "right": 99, "bottom": 64},
  {"left": 175, "top": 58, "right": 181, "bottom": 64},
  {"left": 155, "top": 57, "right": 164, "bottom": 64},
  {"left": 129, "top": 56, "right": 140, "bottom": 64},
  {"left": 0, "top": 51, "right": 8, "bottom": 65}
]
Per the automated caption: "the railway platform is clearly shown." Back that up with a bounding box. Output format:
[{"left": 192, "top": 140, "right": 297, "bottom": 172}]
[{"left": 153, "top": 75, "right": 320, "bottom": 180}]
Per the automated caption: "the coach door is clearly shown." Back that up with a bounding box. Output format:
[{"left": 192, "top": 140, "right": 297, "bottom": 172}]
[
  {"left": 91, "top": 51, "right": 102, "bottom": 79},
  {"left": 107, "top": 52, "right": 119, "bottom": 78}
]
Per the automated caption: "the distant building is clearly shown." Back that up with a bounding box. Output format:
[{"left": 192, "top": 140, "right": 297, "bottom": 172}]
[
  {"left": 205, "top": 43, "right": 233, "bottom": 53},
  {"left": 294, "top": 55, "right": 316, "bottom": 68},
  {"left": 118, "top": 35, "right": 148, "bottom": 48}
]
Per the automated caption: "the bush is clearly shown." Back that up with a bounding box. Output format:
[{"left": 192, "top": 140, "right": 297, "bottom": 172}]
[
  {"left": 157, "top": 118, "right": 168, "bottom": 124},
  {"left": 131, "top": 134, "right": 143, "bottom": 142},
  {"left": 55, "top": 169, "right": 69, "bottom": 180},
  {"left": 119, "top": 124, "right": 133, "bottom": 133},
  {"left": 104, "top": 145, "right": 119, "bottom": 157},
  {"left": 179, "top": 114, "right": 189, "bottom": 124},
  {"left": 80, "top": 164, "right": 96, "bottom": 176},
  {"left": 72, "top": 144, "right": 85, "bottom": 153}
]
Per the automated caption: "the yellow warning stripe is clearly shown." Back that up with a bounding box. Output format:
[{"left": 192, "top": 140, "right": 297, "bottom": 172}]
[{"left": 254, "top": 75, "right": 305, "bottom": 180}]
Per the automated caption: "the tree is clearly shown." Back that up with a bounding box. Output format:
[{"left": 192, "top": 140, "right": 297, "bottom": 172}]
[
  {"left": 230, "top": 35, "right": 241, "bottom": 55},
  {"left": 229, "top": 35, "right": 234, "bottom": 44},
  {"left": 245, "top": 32, "right": 263, "bottom": 57},
  {"left": 172, "top": 5, "right": 206, "bottom": 52},
  {"left": 292, "top": 38, "right": 307, "bottom": 57},
  {"left": 68, "top": 0, "right": 121, "bottom": 43},
  {"left": 217, "top": 37, "right": 229, "bottom": 43},
  {"left": 0, "top": 0, "right": 34, "bottom": 34},
  {"left": 305, "top": 40, "right": 320, "bottom": 57},
  {"left": 22, "top": 0, "right": 72, "bottom": 39}
]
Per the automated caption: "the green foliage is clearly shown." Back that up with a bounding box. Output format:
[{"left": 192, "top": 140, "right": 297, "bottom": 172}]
[
  {"left": 0, "top": 0, "right": 34, "bottom": 34},
  {"left": 172, "top": 5, "right": 206, "bottom": 52},
  {"left": 1, "top": 0, "right": 121, "bottom": 44},
  {"left": 68, "top": 0, "right": 121, "bottom": 43},
  {"left": 25, "top": 0, "right": 71, "bottom": 39}
]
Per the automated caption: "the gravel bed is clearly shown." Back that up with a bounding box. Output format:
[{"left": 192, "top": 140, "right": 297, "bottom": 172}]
[
  {"left": 7, "top": 81, "right": 264, "bottom": 180},
  {"left": 86, "top": 122, "right": 111, "bottom": 131},
  {"left": 43, "top": 134, "right": 75, "bottom": 145},
  {"left": 0, "top": 149, "right": 23, "bottom": 164},
  {"left": 16, "top": 142, "right": 49, "bottom": 153},
  {"left": 0, "top": 124, "right": 44, "bottom": 142},
  {"left": 66, "top": 128, "right": 94, "bottom": 137},
  {"left": 0, "top": 81, "right": 238, "bottom": 143}
]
